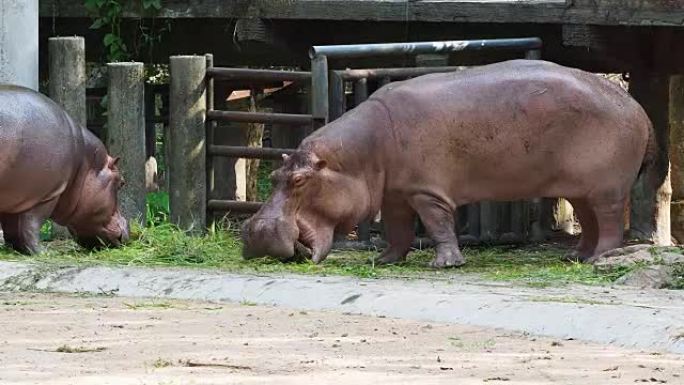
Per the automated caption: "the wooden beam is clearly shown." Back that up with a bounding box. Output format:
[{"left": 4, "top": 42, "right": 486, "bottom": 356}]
[{"left": 39, "top": 0, "right": 684, "bottom": 27}]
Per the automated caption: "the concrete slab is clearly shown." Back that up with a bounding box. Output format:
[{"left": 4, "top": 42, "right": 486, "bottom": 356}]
[{"left": 0, "top": 261, "right": 682, "bottom": 354}]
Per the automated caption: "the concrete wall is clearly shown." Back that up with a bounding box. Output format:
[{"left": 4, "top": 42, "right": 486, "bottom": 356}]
[{"left": 0, "top": 0, "right": 38, "bottom": 90}]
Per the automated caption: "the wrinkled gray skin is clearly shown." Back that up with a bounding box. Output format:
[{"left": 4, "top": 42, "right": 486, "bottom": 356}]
[
  {"left": 242, "top": 59, "right": 654, "bottom": 267},
  {"left": 0, "top": 85, "right": 129, "bottom": 254}
]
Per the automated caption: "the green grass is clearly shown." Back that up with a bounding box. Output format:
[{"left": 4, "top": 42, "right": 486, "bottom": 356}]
[
  {"left": 670, "top": 264, "right": 684, "bottom": 290},
  {"left": 0, "top": 190, "right": 630, "bottom": 288},
  {"left": 0, "top": 221, "right": 623, "bottom": 287},
  {"left": 257, "top": 160, "right": 274, "bottom": 202}
]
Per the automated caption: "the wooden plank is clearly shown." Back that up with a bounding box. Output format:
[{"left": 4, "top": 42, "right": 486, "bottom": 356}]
[{"left": 39, "top": 0, "right": 684, "bottom": 27}]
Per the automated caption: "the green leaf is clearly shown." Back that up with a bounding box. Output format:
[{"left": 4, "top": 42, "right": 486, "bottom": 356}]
[
  {"left": 103, "top": 33, "right": 117, "bottom": 46},
  {"left": 89, "top": 18, "right": 105, "bottom": 29}
]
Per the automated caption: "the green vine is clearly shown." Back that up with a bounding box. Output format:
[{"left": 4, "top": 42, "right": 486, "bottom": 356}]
[{"left": 84, "top": 0, "right": 169, "bottom": 63}]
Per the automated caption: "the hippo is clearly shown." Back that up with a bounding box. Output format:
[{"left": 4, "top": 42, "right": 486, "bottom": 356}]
[
  {"left": 242, "top": 59, "right": 654, "bottom": 267},
  {"left": 0, "top": 85, "right": 129, "bottom": 254}
]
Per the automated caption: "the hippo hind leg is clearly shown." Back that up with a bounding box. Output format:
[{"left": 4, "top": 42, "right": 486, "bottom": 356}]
[
  {"left": 410, "top": 194, "right": 465, "bottom": 268},
  {"left": 582, "top": 191, "right": 626, "bottom": 263},
  {"left": 0, "top": 199, "right": 57, "bottom": 255},
  {"left": 375, "top": 199, "right": 416, "bottom": 265},
  {"left": 564, "top": 198, "right": 598, "bottom": 262}
]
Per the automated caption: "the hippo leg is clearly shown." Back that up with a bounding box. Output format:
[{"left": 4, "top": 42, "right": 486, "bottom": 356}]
[
  {"left": 584, "top": 192, "right": 626, "bottom": 263},
  {"left": 410, "top": 194, "right": 465, "bottom": 268},
  {"left": 376, "top": 199, "right": 416, "bottom": 265},
  {"left": 0, "top": 199, "right": 57, "bottom": 255},
  {"left": 564, "top": 198, "right": 598, "bottom": 262}
]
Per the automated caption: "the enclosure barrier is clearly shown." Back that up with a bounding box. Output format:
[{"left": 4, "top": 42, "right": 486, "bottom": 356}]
[
  {"left": 169, "top": 38, "right": 545, "bottom": 244},
  {"left": 204, "top": 55, "right": 312, "bottom": 216}
]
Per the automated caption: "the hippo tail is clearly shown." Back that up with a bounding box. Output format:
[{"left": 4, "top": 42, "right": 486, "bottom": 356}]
[{"left": 637, "top": 119, "right": 657, "bottom": 181}]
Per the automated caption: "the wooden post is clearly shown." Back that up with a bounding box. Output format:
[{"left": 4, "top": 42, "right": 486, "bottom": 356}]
[
  {"left": 668, "top": 76, "right": 684, "bottom": 243},
  {"left": 169, "top": 56, "right": 207, "bottom": 233},
  {"left": 107, "top": 62, "right": 147, "bottom": 226},
  {"left": 629, "top": 71, "right": 672, "bottom": 246},
  {"left": 48, "top": 36, "right": 86, "bottom": 239}
]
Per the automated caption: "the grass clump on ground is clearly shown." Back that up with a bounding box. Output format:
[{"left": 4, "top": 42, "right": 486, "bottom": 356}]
[
  {"left": 0, "top": 190, "right": 629, "bottom": 287},
  {"left": 1, "top": 224, "right": 621, "bottom": 288}
]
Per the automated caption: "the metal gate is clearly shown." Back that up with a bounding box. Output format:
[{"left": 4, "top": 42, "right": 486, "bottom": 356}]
[{"left": 203, "top": 55, "right": 313, "bottom": 218}]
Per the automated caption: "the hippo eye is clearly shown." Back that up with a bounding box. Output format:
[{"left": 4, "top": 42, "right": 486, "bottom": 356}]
[{"left": 292, "top": 175, "right": 306, "bottom": 187}]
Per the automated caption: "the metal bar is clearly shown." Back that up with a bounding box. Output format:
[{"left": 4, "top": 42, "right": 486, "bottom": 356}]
[
  {"left": 205, "top": 54, "right": 216, "bottom": 227},
  {"left": 353, "top": 78, "right": 372, "bottom": 244},
  {"left": 206, "top": 67, "right": 311, "bottom": 82},
  {"left": 525, "top": 49, "right": 542, "bottom": 60},
  {"left": 334, "top": 66, "right": 464, "bottom": 81},
  {"left": 354, "top": 78, "right": 368, "bottom": 106},
  {"left": 379, "top": 76, "right": 391, "bottom": 87},
  {"left": 207, "top": 200, "right": 263, "bottom": 213},
  {"left": 309, "top": 37, "right": 542, "bottom": 60},
  {"left": 207, "top": 110, "right": 312, "bottom": 125},
  {"left": 208, "top": 145, "right": 295, "bottom": 159},
  {"left": 328, "top": 71, "right": 346, "bottom": 121},
  {"left": 310, "top": 54, "right": 329, "bottom": 133}
]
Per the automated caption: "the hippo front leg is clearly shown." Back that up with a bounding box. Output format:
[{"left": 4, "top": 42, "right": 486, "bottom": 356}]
[
  {"left": 375, "top": 199, "right": 416, "bottom": 265},
  {"left": 410, "top": 194, "right": 465, "bottom": 268},
  {"left": 0, "top": 199, "right": 57, "bottom": 255}
]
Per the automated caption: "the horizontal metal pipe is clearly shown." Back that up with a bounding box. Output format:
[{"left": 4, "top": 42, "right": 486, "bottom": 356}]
[
  {"left": 208, "top": 145, "right": 295, "bottom": 159},
  {"left": 206, "top": 67, "right": 311, "bottom": 82},
  {"left": 207, "top": 110, "right": 313, "bottom": 125},
  {"left": 207, "top": 200, "right": 263, "bottom": 213},
  {"left": 309, "top": 37, "right": 542, "bottom": 59},
  {"left": 334, "top": 66, "right": 465, "bottom": 81}
]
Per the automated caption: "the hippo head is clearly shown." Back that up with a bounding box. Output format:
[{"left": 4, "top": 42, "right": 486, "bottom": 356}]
[
  {"left": 241, "top": 150, "right": 369, "bottom": 263},
  {"left": 67, "top": 155, "right": 130, "bottom": 249}
]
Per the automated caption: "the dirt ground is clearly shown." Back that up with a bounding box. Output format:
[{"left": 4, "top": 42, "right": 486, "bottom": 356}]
[{"left": 0, "top": 292, "right": 681, "bottom": 385}]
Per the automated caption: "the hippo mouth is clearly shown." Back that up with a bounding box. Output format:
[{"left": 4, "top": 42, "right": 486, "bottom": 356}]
[
  {"left": 295, "top": 218, "right": 334, "bottom": 263},
  {"left": 294, "top": 240, "right": 313, "bottom": 259},
  {"left": 294, "top": 219, "right": 315, "bottom": 260}
]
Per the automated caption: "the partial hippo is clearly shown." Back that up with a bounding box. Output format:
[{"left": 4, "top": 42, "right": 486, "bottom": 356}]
[
  {"left": 0, "top": 85, "right": 129, "bottom": 254},
  {"left": 242, "top": 59, "right": 654, "bottom": 267}
]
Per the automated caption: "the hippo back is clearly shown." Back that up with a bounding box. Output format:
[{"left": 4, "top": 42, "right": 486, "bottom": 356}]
[{"left": 0, "top": 85, "right": 85, "bottom": 213}]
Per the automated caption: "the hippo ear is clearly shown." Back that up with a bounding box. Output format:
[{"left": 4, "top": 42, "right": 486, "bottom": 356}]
[{"left": 314, "top": 159, "right": 327, "bottom": 171}]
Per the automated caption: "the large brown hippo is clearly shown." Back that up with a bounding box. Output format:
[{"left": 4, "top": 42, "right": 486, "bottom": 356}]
[
  {"left": 0, "top": 85, "right": 129, "bottom": 254},
  {"left": 242, "top": 59, "right": 654, "bottom": 267}
]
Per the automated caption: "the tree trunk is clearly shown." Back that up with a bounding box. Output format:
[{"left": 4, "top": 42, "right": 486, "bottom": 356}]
[{"left": 245, "top": 90, "right": 264, "bottom": 202}]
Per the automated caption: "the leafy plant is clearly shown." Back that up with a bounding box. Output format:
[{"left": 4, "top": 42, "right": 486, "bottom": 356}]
[{"left": 84, "top": 0, "right": 169, "bottom": 63}]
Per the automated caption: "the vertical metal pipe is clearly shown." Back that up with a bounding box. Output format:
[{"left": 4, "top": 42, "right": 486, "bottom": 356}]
[
  {"left": 354, "top": 78, "right": 368, "bottom": 106},
  {"left": 525, "top": 49, "right": 542, "bottom": 60},
  {"left": 353, "top": 78, "right": 372, "bottom": 244},
  {"left": 205, "top": 54, "right": 216, "bottom": 229},
  {"left": 329, "top": 71, "right": 346, "bottom": 122},
  {"left": 310, "top": 54, "right": 329, "bottom": 133}
]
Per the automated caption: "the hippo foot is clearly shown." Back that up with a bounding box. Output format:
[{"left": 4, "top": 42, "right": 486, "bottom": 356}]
[
  {"left": 429, "top": 243, "right": 466, "bottom": 268},
  {"left": 375, "top": 248, "right": 408, "bottom": 265},
  {"left": 4, "top": 239, "right": 41, "bottom": 255}
]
